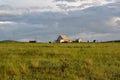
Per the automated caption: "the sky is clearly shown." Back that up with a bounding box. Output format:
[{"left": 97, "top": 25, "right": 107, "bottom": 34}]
[{"left": 0, "top": 0, "right": 120, "bottom": 42}]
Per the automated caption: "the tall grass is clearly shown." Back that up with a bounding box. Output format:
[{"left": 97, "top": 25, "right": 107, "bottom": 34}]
[{"left": 0, "top": 42, "right": 120, "bottom": 80}]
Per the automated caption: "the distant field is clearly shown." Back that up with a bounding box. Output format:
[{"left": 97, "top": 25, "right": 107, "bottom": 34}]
[{"left": 0, "top": 42, "right": 120, "bottom": 80}]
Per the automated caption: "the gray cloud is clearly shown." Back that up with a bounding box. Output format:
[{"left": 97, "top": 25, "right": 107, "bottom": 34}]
[
  {"left": 54, "top": 0, "right": 76, "bottom": 2},
  {"left": 0, "top": 1, "right": 120, "bottom": 42}
]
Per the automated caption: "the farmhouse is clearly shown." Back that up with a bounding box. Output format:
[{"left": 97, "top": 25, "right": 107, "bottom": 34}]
[{"left": 56, "top": 35, "right": 72, "bottom": 43}]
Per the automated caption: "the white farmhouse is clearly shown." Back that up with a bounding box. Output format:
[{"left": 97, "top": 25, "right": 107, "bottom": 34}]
[{"left": 56, "top": 35, "right": 72, "bottom": 43}]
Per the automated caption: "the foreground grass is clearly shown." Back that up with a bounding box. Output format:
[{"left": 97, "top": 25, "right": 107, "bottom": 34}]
[{"left": 0, "top": 42, "right": 120, "bottom": 80}]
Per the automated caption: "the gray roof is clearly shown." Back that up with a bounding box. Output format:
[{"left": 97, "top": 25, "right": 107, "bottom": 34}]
[
  {"left": 57, "top": 35, "right": 70, "bottom": 40},
  {"left": 60, "top": 35, "right": 70, "bottom": 39}
]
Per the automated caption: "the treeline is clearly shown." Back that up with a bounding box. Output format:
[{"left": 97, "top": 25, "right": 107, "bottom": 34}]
[
  {"left": 0, "top": 39, "right": 120, "bottom": 43},
  {"left": 104, "top": 40, "right": 120, "bottom": 42}
]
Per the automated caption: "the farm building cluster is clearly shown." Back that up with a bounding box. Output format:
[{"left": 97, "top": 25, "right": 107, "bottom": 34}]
[
  {"left": 29, "top": 35, "right": 82, "bottom": 43},
  {"left": 55, "top": 35, "right": 82, "bottom": 43}
]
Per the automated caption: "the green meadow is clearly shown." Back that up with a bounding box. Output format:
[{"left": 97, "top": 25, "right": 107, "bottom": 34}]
[{"left": 0, "top": 42, "right": 120, "bottom": 80}]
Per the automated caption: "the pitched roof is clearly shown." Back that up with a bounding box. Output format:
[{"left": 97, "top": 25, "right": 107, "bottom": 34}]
[
  {"left": 57, "top": 35, "right": 70, "bottom": 40},
  {"left": 60, "top": 35, "right": 69, "bottom": 40}
]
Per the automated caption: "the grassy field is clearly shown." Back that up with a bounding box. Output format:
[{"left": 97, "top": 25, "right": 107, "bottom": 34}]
[{"left": 0, "top": 42, "right": 120, "bottom": 80}]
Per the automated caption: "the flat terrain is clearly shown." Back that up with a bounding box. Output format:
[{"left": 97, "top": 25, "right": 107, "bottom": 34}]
[{"left": 0, "top": 42, "right": 120, "bottom": 80}]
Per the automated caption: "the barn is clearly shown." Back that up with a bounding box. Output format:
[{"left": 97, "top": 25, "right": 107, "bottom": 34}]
[{"left": 56, "top": 35, "right": 72, "bottom": 43}]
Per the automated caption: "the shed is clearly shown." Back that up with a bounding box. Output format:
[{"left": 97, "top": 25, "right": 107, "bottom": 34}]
[{"left": 76, "top": 39, "right": 82, "bottom": 43}]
